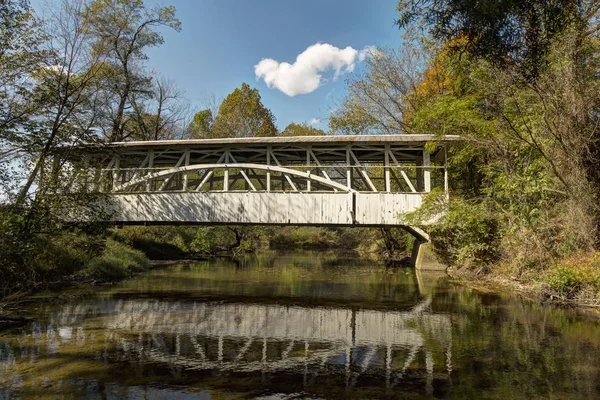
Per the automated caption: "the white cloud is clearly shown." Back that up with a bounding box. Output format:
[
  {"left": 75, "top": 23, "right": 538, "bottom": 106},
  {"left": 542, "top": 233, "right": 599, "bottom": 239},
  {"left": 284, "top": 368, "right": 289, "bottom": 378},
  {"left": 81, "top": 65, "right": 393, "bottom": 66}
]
[
  {"left": 254, "top": 43, "right": 373, "bottom": 97},
  {"left": 310, "top": 118, "right": 321, "bottom": 125}
]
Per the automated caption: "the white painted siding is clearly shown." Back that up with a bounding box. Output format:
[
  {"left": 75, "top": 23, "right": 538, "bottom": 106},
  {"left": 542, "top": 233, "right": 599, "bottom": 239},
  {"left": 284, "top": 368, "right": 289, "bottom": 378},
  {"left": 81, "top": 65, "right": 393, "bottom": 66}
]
[
  {"left": 354, "top": 193, "right": 423, "bottom": 225},
  {"left": 93, "top": 192, "right": 423, "bottom": 227},
  {"left": 107, "top": 192, "right": 354, "bottom": 225}
]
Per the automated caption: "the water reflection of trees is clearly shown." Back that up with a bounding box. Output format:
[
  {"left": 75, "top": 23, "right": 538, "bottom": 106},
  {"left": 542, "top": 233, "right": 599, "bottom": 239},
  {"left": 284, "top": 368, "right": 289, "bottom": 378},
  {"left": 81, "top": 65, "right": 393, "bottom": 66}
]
[
  {"left": 112, "top": 255, "right": 423, "bottom": 308},
  {"left": 430, "top": 279, "right": 600, "bottom": 399}
]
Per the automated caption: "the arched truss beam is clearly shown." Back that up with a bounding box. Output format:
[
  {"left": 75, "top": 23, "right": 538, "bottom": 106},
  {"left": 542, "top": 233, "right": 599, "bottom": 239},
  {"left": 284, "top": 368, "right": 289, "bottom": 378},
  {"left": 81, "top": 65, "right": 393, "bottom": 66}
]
[{"left": 114, "top": 163, "right": 357, "bottom": 193}]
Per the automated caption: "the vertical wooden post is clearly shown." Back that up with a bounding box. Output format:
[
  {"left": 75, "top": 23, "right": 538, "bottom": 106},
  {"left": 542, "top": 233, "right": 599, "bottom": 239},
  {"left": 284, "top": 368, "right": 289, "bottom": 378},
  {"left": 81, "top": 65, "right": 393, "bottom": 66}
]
[
  {"left": 306, "top": 146, "right": 311, "bottom": 192},
  {"left": 146, "top": 149, "right": 153, "bottom": 192},
  {"left": 346, "top": 144, "right": 352, "bottom": 190},
  {"left": 423, "top": 149, "right": 431, "bottom": 193},
  {"left": 82, "top": 155, "right": 90, "bottom": 192},
  {"left": 266, "top": 146, "right": 271, "bottom": 192},
  {"left": 444, "top": 144, "right": 449, "bottom": 199},
  {"left": 113, "top": 156, "right": 120, "bottom": 192},
  {"left": 384, "top": 144, "right": 391, "bottom": 193},
  {"left": 416, "top": 155, "right": 423, "bottom": 192},
  {"left": 223, "top": 150, "right": 229, "bottom": 191},
  {"left": 183, "top": 148, "right": 190, "bottom": 191},
  {"left": 93, "top": 165, "right": 101, "bottom": 193}
]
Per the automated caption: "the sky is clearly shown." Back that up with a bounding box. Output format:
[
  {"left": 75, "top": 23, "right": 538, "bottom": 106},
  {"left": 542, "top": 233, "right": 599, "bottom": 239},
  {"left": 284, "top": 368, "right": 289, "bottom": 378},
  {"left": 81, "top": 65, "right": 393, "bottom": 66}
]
[
  {"left": 141, "top": 0, "right": 403, "bottom": 130},
  {"left": 32, "top": 0, "right": 403, "bottom": 131}
]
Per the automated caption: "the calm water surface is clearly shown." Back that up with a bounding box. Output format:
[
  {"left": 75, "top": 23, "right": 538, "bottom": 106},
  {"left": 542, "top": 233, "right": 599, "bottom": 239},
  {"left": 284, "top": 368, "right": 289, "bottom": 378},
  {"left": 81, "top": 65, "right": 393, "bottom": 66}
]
[{"left": 1, "top": 251, "right": 600, "bottom": 399}]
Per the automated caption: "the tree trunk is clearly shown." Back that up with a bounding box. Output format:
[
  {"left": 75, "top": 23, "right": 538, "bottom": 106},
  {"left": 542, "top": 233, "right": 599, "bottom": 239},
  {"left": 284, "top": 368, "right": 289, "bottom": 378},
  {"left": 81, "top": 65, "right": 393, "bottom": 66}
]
[{"left": 112, "top": 89, "right": 129, "bottom": 141}]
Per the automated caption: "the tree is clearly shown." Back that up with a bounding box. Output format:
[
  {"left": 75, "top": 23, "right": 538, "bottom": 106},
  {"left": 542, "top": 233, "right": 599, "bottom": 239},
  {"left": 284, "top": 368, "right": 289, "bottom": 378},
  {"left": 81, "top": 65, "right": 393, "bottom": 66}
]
[
  {"left": 404, "top": 30, "right": 600, "bottom": 269},
  {"left": 130, "top": 75, "right": 189, "bottom": 140},
  {"left": 15, "top": 0, "right": 107, "bottom": 207},
  {"left": 0, "top": 0, "right": 111, "bottom": 292},
  {"left": 211, "top": 83, "right": 278, "bottom": 138},
  {"left": 84, "top": 0, "right": 181, "bottom": 141},
  {"left": 396, "top": 0, "right": 597, "bottom": 78},
  {"left": 329, "top": 46, "right": 429, "bottom": 135},
  {"left": 188, "top": 109, "right": 214, "bottom": 139},
  {"left": 281, "top": 122, "right": 326, "bottom": 136},
  {"left": 0, "top": 0, "right": 48, "bottom": 182}
]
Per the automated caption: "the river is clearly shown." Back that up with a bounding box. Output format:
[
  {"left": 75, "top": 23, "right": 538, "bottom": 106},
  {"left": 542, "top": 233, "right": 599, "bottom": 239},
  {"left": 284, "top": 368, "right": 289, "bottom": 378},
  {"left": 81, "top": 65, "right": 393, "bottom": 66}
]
[{"left": 1, "top": 251, "right": 600, "bottom": 399}]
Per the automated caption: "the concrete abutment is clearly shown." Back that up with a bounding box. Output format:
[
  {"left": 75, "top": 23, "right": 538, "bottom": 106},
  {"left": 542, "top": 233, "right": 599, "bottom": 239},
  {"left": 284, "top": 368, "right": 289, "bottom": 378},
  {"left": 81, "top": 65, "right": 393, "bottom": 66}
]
[{"left": 411, "top": 241, "right": 446, "bottom": 271}]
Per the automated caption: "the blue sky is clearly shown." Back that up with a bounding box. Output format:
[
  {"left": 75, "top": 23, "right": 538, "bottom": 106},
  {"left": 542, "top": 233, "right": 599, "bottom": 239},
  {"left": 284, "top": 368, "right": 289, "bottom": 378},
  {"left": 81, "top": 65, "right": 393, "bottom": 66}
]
[
  {"left": 32, "top": 0, "right": 403, "bottom": 130},
  {"left": 143, "top": 0, "right": 402, "bottom": 130}
]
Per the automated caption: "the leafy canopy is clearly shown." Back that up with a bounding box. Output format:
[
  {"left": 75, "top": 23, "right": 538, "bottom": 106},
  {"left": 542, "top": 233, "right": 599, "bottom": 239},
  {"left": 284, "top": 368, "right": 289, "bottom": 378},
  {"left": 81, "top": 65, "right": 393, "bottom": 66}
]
[
  {"left": 210, "top": 83, "right": 278, "bottom": 138},
  {"left": 397, "top": 0, "right": 587, "bottom": 78},
  {"left": 281, "top": 122, "right": 326, "bottom": 136}
]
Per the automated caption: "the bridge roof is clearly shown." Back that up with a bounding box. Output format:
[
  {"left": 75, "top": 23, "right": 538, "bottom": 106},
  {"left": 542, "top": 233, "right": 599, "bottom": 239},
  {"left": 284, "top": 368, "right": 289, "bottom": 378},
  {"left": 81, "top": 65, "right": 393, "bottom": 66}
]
[
  {"left": 64, "top": 134, "right": 461, "bottom": 166},
  {"left": 79, "top": 134, "right": 461, "bottom": 149}
]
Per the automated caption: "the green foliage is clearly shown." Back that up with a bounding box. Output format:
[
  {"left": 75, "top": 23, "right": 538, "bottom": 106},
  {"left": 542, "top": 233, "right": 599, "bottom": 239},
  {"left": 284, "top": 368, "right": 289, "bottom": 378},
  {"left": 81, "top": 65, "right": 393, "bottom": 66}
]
[
  {"left": 547, "top": 267, "right": 583, "bottom": 294},
  {"left": 84, "top": 0, "right": 182, "bottom": 141},
  {"left": 431, "top": 200, "right": 500, "bottom": 269},
  {"left": 396, "top": 0, "right": 584, "bottom": 78},
  {"left": 403, "top": 190, "right": 501, "bottom": 268},
  {"left": 269, "top": 227, "right": 347, "bottom": 250},
  {"left": 0, "top": 0, "right": 182, "bottom": 297},
  {"left": 112, "top": 226, "right": 196, "bottom": 259},
  {"left": 85, "top": 0, "right": 181, "bottom": 57},
  {"left": 268, "top": 226, "right": 413, "bottom": 259},
  {"left": 210, "top": 83, "right": 278, "bottom": 138},
  {"left": 188, "top": 109, "right": 214, "bottom": 139},
  {"left": 81, "top": 239, "right": 149, "bottom": 280},
  {"left": 329, "top": 46, "right": 427, "bottom": 135},
  {"left": 0, "top": 220, "right": 152, "bottom": 294},
  {"left": 192, "top": 226, "right": 264, "bottom": 255},
  {"left": 0, "top": 0, "right": 48, "bottom": 148},
  {"left": 395, "top": 26, "right": 600, "bottom": 271},
  {"left": 281, "top": 122, "right": 326, "bottom": 136},
  {"left": 31, "top": 231, "right": 104, "bottom": 278},
  {"left": 546, "top": 252, "right": 600, "bottom": 297}
]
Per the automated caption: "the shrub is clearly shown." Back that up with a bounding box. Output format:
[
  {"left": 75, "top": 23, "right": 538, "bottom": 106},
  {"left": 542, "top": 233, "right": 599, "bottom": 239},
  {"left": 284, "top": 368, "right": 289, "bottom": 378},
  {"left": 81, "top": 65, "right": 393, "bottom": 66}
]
[
  {"left": 31, "top": 231, "right": 104, "bottom": 278},
  {"left": 547, "top": 251, "right": 600, "bottom": 298},
  {"left": 192, "top": 226, "right": 264, "bottom": 254},
  {"left": 80, "top": 239, "right": 149, "bottom": 280},
  {"left": 111, "top": 226, "right": 196, "bottom": 259},
  {"left": 429, "top": 201, "right": 500, "bottom": 269},
  {"left": 402, "top": 191, "right": 501, "bottom": 269}
]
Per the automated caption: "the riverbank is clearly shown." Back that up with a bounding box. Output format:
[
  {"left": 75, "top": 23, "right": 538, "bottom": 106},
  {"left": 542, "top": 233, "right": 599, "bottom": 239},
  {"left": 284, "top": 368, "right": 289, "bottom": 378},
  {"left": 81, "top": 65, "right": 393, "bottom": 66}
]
[
  {"left": 447, "top": 253, "right": 600, "bottom": 310},
  {"left": 0, "top": 222, "right": 416, "bottom": 301},
  {"left": 0, "top": 256, "right": 216, "bottom": 327}
]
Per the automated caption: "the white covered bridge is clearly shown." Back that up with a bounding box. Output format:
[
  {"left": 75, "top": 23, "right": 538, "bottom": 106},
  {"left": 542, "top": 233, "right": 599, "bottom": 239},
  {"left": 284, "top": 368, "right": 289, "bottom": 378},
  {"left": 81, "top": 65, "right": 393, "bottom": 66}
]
[{"left": 64, "top": 135, "right": 458, "bottom": 264}]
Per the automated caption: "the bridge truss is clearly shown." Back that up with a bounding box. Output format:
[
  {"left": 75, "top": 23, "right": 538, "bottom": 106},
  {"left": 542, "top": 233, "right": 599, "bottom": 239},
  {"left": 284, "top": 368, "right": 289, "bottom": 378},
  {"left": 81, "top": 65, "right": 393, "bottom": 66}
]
[
  {"left": 63, "top": 135, "right": 459, "bottom": 246},
  {"left": 68, "top": 135, "right": 457, "bottom": 195}
]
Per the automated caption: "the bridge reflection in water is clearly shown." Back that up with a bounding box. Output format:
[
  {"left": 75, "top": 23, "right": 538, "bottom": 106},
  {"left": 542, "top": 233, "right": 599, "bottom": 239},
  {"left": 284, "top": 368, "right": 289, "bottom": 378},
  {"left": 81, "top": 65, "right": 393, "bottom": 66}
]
[
  {"left": 0, "top": 253, "right": 454, "bottom": 398},
  {"left": 7, "top": 292, "right": 451, "bottom": 394}
]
